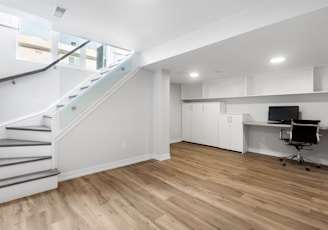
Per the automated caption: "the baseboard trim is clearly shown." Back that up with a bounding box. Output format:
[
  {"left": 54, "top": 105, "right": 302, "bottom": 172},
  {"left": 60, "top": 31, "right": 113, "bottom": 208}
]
[
  {"left": 248, "top": 147, "right": 328, "bottom": 166},
  {"left": 170, "top": 138, "right": 182, "bottom": 144},
  {"left": 247, "top": 147, "right": 283, "bottom": 157},
  {"left": 58, "top": 154, "right": 151, "bottom": 182},
  {"left": 152, "top": 153, "right": 171, "bottom": 161}
]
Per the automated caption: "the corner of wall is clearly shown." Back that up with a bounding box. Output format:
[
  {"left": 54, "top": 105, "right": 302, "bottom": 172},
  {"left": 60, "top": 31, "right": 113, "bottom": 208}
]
[
  {"left": 170, "top": 138, "right": 182, "bottom": 144},
  {"left": 152, "top": 153, "right": 171, "bottom": 161}
]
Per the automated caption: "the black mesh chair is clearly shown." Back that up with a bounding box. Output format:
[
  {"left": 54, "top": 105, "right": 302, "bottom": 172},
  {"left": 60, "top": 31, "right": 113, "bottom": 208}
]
[{"left": 279, "top": 119, "right": 321, "bottom": 170}]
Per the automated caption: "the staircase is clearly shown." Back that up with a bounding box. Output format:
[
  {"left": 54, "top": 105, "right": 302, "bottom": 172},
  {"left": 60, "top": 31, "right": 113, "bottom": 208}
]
[
  {"left": 0, "top": 125, "right": 59, "bottom": 203},
  {"left": 0, "top": 53, "right": 132, "bottom": 204}
]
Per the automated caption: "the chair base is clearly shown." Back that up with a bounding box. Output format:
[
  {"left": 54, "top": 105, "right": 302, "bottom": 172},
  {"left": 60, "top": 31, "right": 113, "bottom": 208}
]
[{"left": 280, "top": 149, "right": 320, "bottom": 171}]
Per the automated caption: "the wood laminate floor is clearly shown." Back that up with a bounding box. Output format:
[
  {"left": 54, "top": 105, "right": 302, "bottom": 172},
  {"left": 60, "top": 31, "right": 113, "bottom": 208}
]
[{"left": 1, "top": 142, "right": 328, "bottom": 230}]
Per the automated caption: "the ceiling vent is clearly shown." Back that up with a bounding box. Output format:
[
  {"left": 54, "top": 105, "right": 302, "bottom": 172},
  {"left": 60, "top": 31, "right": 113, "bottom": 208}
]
[{"left": 53, "top": 6, "right": 67, "bottom": 18}]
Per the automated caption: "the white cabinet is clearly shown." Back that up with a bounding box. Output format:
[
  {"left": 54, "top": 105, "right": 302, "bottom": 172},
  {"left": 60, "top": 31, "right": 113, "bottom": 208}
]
[
  {"left": 191, "top": 103, "right": 204, "bottom": 144},
  {"left": 182, "top": 103, "right": 192, "bottom": 142},
  {"left": 203, "top": 103, "right": 221, "bottom": 146},
  {"left": 181, "top": 102, "right": 225, "bottom": 146},
  {"left": 219, "top": 114, "right": 248, "bottom": 153}
]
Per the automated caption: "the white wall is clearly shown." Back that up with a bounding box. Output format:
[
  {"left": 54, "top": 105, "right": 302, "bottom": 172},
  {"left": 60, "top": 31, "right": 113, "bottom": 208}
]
[
  {"left": 151, "top": 69, "right": 170, "bottom": 160},
  {"left": 57, "top": 70, "right": 155, "bottom": 179},
  {"left": 225, "top": 94, "right": 328, "bottom": 125},
  {"left": 170, "top": 83, "right": 182, "bottom": 143},
  {"left": 0, "top": 68, "right": 60, "bottom": 125},
  {"left": 181, "top": 83, "right": 202, "bottom": 100}
]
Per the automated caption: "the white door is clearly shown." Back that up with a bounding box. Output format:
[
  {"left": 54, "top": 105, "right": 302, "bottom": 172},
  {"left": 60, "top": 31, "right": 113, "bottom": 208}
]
[
  {"left": 181, "top": 103, "right": 192, "bottom": 142},
  {"left": 191, "top": 103, "right": 204, "bottom": 144},
  {"left": 203, "top": 103, "right": 219, "bottom": 147},
  {"left": 230, "top": 115, "right": 243, "bottom": 152},
  {"left": 218, "top": 115, "right": 231, "bottom": 150}
]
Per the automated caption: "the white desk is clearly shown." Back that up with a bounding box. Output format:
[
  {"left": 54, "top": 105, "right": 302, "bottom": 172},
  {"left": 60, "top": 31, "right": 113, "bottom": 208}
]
[
  {"left": 244, "top": 121, "right": 328, "bottom": 130},
  {"left": 242, "top": 121, "right": 328, "bottom": 165}
]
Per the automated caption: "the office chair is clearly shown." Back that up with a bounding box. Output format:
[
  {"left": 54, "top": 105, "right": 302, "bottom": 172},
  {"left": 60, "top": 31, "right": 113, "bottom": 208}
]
[{"left": 279, "top": 119, "right": 321, "bottom": 171}]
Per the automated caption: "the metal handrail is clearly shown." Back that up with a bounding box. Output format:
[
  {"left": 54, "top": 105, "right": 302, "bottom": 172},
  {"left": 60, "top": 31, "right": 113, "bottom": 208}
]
[{"left": 0, "top": 40, "right": 90, "bottom": 83}]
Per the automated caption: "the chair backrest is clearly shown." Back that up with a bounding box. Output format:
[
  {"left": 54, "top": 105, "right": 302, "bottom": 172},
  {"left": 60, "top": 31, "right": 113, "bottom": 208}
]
[{"left": 290, "top": 119, "right": 320, "bottom": 144}]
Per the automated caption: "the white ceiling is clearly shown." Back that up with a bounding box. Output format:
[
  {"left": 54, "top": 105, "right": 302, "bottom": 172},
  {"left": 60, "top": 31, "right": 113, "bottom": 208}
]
[
  {"left": 146, "top": 6, "right": 328, "bottom": 84},
  {"left": 0, "top": 0, "right": 261, "bottom": 52},
  {"left": 0, "top": 1, "right": 328, "bottom": 84}
]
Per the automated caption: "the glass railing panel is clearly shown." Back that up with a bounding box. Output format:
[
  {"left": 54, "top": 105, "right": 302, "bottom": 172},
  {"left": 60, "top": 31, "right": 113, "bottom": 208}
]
[{"left": 59, "top": 57, "right": 132, "bottom": 127}]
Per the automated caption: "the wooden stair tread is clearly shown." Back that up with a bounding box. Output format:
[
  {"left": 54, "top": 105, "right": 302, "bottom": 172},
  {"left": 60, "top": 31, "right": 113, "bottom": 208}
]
[
  {"left": 0, "top": 156, "right": 51, "bottom": 167},
  {"left": 6, "top": 125, "right": 51, "bottom": 132},
  {"left": 69, "top": 94, "right": 78, "bottom": 98},
  {"left": 91, "top": 77, "right": 100, "bottom": 82},
  {"left": 0, "top": 139, "right": 51, "bottom": 147},
  {"left": 109, "top": 62, "right": 119, "bottom": 68},
  {"left": 80, "top": 86, "right": 89, "bottom": 90},
  {"left": 100, "top": 68, "right": 111, "bottom": 74},
  {"left": 0, "top": 169, "right": 59, "bottom": 188}
]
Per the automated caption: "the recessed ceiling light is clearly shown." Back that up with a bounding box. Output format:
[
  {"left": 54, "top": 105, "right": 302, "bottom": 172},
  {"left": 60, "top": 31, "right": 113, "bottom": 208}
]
[
  {"left": 189, "top": 72, "right": 199, "bottom": 78},
  {"left": 53, "top": 6, "right": 67, "bottom": 18},
  {"left": 270, "top": 56, "right": 286, "bottom": 64}
]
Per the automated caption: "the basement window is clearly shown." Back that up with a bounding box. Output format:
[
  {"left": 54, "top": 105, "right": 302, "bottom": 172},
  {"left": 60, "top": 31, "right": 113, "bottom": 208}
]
[
  {"left": 58, "top": 33, "right": 84, "bottom": 67},
  {"left": 85, "top": 41, "right": 131, "bottom": 71},
  {"left": 85, "top": 41, "right": 111, "bottom": 70},
  {"left": 17, "top": 18, "right": 52, "bottom": 63},
  {"left": 11, "top": 12, "right": 132, "bottom": 71}
]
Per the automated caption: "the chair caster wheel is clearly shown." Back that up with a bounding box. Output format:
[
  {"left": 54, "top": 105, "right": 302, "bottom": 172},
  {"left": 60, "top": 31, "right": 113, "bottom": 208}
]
[
  {"left": 306, "top": 167, "right": 311, "bottom": 171},
  {"left": 317, "top": 165, "right": 321, "bottom": 168},
  {"left": 282, "top": 163, "right": 286, "bottom": 166},
  {"left": 279, "top": 158, "right": 283, "bottom": 161}
]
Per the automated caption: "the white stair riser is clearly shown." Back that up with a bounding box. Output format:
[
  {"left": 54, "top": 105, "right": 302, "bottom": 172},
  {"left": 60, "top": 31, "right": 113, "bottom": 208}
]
[
  {"left": 0, "top": 175, "right": 58, "bottom": 204},
  {"left": 0, "top": 145, "right": 51, "bottom": 157},
  {"left": 0, "top": 159, "right": 52, "bottom": 180},
  {"left": 7, "top": 130, "right": 51, "bottom": 142},
  {"left": 42, "top": 117, "right": 52, "bottom": 128}
]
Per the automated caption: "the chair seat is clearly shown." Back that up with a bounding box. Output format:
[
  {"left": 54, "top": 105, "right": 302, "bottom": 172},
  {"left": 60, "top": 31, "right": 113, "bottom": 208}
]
[{"left": 286, "top": 141, "right": 312, "bottom": 146}]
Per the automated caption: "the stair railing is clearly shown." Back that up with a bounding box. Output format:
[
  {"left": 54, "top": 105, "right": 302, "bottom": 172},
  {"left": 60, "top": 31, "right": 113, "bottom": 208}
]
[
  {"left": 58, "top": 56, "right": 133, "bottom": 128},
  {"left": 0, "top": 40, "right": 90, "bottom": 83}
]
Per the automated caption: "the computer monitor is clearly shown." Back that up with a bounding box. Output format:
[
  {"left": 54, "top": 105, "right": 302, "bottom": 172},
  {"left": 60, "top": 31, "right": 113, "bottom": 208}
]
[{"left": 268, "top": 106, "right": 299, "bottom": 124}]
